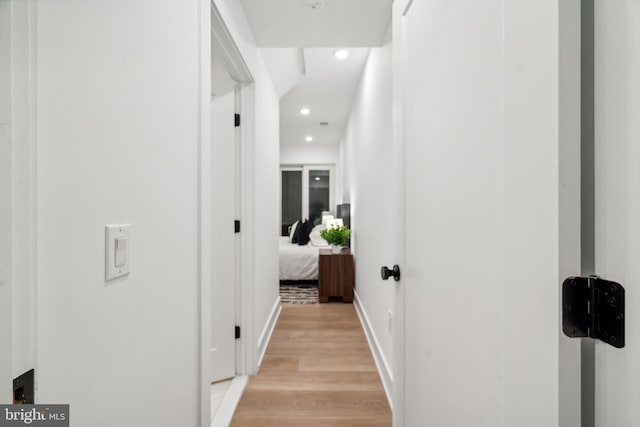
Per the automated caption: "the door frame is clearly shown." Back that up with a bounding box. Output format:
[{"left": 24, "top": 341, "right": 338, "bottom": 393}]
[
  {"left": 1, "top": 0, "right": 14, "bottom": 401},
  {"left": 391, "top": 1, "right": 409, "bottom": 424},
  {"left": 199, "top": 2, "right": 256, "bottom": 425},
  {"left": 2, "top": 0, "right": 38, "bottom": 403}
]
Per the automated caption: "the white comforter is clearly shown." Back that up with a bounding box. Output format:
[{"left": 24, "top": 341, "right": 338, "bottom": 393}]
[{"left": 279, "top": 230, "right": 329, "bottom": 280}]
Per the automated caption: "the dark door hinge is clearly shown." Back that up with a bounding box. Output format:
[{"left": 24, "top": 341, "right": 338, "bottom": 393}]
[
  {"left": 562, "top": 275, "right": 625, "bottom": 348},
  {"left": 234, "top": 113, "right": 240, "bottom": 127},
  {"left": 13, "top": 369, "right": 35, "bottom": 404},
  {"left": 235, "top": 326, "right": 241, "bottom": 339},
  {"left": 234, "top": 220, "right": 240, "bottom": 233}
]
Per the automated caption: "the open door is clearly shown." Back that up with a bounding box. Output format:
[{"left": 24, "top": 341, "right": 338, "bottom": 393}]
[
  {"left": 591, "top": 1, "right": 640, "bottom": 424},
  {"left": 209, "top": 82, "right": 237, "bottom": 382},
  {"left": 394, "top": 0, "right": 580, "bottom": 425},
  {"left": 396, "top": 2, "right": 510, "bottom": 423}
]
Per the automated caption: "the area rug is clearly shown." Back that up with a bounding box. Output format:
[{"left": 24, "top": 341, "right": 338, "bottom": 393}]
[{"left": 279, "top": 283, "right": 318, "bottom": 304}]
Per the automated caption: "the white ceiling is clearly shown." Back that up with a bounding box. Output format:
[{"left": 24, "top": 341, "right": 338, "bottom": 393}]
[
  {"left": 237, "top": 0, "right": 392, "bottom": 148},
  {"left": 279, "top": 48, "right": 370, "bottom": 146},
  {"left": 238, "top": 0, "right": 393, "bottom": 47}
]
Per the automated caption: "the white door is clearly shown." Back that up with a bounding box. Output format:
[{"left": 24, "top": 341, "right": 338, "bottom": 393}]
[
  {"left": 395, "top": 0, "right": 577, "bottom": 425},
  {"left": 593, "top": 1, "right": 640, "bottom": 424},
  {"left": 397, "top": 2, "right": 507, "bottom": 424},
  {"left": 209, "top": 85, "right": 237, "bottom": 382},
  {"left": 0, "top": 0, "right": 13, "bottom": 399}
]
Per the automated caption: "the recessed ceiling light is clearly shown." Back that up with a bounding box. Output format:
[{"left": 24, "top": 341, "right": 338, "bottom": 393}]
[
  {"left": 306, "top": 0, "right": 327, "bottom": 9},
  {"left": 300, "top": 108, "right": 310, "bottom": 115},
  {"left": 315, "top": 177, "right": 321, "bottom": 181},
  {"left": 334, "top": 49, "right": 349, "bottom": 60},
  {"left": 305, "top": 136, "right": 313, "bottom": 142}
]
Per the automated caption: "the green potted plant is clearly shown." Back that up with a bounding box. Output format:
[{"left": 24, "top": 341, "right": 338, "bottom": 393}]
[{"left": 320, "top": 225, "right": 351, "bottom": 254}]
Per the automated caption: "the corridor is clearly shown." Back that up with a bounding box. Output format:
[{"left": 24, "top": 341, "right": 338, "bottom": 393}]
[{"left": 231, "top": 304, "right": 391, "bottom": 426}]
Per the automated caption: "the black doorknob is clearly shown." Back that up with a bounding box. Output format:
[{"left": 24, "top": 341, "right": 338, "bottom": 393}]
[{"left": 381, "top": 265, "right": 401, "bottom": 281}]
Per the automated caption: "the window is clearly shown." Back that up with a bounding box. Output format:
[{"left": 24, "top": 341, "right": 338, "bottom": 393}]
[
  {"left": 281, "top": 169, "right": 302, "bottom": 227},
  {"left": 280, "top": 165, "right": 335, "bottom": 234}
]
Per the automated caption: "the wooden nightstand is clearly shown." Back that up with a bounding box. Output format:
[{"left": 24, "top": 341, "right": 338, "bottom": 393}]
[{"left": 318, "top": 248, "right": 354, "bottom": 303}]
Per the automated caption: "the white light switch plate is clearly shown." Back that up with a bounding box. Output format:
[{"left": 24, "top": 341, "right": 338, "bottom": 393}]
[{"left": 105, "top": 224, "right": 131, "bottom": 281}]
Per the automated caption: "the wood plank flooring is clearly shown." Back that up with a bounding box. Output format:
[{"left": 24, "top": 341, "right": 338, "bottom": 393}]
[{"left": 230, "top": 303, "right": 392, "bottom": 427}]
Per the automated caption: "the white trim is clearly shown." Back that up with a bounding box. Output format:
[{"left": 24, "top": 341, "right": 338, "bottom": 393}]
[
  {"left": 402, "top": 0, "right": 414, "bottom": 16},
  {"left": 26, "top": 1, "right": 38, "bottom": 395},
  {"left": 558, "top": 1, "right": 583, "bottom": 425},
  {"left": 0, "top": 0, "right": 14, "bottom": 400},
  {"left": 209, "top": 0, "right": 257, "bottom": 380},
  {"left": 198, "top": 0, "right": 213, "bottom": 424},
  {"left": 391, "top": 1, "right": 407, "bottom": 423},
  {"left": 210, "top": 375, "right": 249, "bottom": 427},
  {"left": 3, "top": 0, "right": 38, "bottom": 402},
  {"left": 353, "top": 290, "right": 393, "bottom": 410},
  {"left": 233, "top": 84, "right": 244, "bottom": 376},
  {"left": 257, "top": 297, "right": 282, "bottom": 368},
  {"left": 205, "top": 2, "right": 257, "bottom": 422},
  {"left": 237, "top": 82, "right": 256, "bottom": 375},
  {"left": 210, "top": 5, "right": 252, "bottom": 85}
]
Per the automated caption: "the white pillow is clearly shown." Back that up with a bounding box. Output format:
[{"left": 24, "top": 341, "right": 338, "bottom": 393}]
[
  {"left": 289, "top": 220, "right": 299, "bottom": 242},
  {"left": 309, "top": 225, "right": 329, "bottom": 247},
  {"left": 309, "top": 224, "right": 324, "bottom": 235}
]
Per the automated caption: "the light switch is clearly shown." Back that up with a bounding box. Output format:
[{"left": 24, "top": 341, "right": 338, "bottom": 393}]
[
  {"left": 114, "top": 237, "right": 127, "bottom": 267},
  {"left": 105, "top": 224, "right": 131, "bottom": 281}
]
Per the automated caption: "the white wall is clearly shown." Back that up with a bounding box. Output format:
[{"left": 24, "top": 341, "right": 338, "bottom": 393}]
[
  {"left": 213, "top": 0, "right": 280, "bottom": 371},
  {"left": 36, "top": 1, "right": 203, "bottom": 425},
  {"left": 0, "top": 0, "right": 13, "bottom": 403},
  {"left": 338, "top": 40, "right": 396, "bottom": 397},
  {"left": 280, "top": 143, "right": 338, "bottom": 165},
  {"left": 261, "top": 48, "right": 304, "bottom": 98},
  {"left": 253, "top": 80, "right": 280, "bottom": 361}
]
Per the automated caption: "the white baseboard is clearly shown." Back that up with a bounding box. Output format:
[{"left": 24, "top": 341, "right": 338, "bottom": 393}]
[
  {"left": 257, "top": 296, "right": 281, "bottom": 368},
  {"left": 210, "top": 375, "right": 248, "bottom": 427},
  {"left": 210, "top": 299, "right": 279, "bottom": 426},
  {"left": 353, "top": 290, "right": 394, "bottom": 410}
]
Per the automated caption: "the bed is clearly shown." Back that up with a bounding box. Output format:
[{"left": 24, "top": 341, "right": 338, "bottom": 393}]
[
  {"left": 279, "top": 224, "right": 329, "bottom": 281},
  {"left": 280, "top": 204, "right": 350, "bottom": 281}
]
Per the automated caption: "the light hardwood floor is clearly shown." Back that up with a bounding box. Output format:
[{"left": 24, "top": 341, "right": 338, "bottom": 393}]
[{"left": 230, "top": 303, "right": 392, "bottom": 427}]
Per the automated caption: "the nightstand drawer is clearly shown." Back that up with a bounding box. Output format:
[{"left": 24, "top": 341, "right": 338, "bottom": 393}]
[{"left": 318, "top": 248, "right": 354, "bottom": 303}]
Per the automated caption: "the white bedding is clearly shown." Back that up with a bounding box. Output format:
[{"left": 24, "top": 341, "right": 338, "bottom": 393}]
[{"left": 279, "top": 232, "right": 329, "bottom": 280}]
